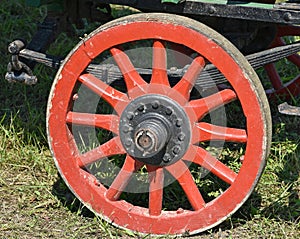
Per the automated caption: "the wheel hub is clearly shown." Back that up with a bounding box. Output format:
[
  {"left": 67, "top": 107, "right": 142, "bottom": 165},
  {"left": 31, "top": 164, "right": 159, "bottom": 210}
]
[{"left": 119, "top": 94, "right": 191, "bottom": 166}]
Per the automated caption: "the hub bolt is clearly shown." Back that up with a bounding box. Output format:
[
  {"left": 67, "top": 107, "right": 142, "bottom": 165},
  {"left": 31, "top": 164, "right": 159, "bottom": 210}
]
[
  {"left": 138, "top": 104, "right": 145, "bottom": 112},
  {"left": 172, "top": 146, "right": 181, "bottom": 155},
  {"left": 125, "top": 138, "right": 133, "bottom": 147},
  {"left": 178, "top": 133, "right": 186, "bottom": 141},
  {"left": 176, "top": 118, "right": 183, "bottom": 127},
  {"left": 163, "top": 153, "right": 171, "bottom": 163},
  {"left": 127, "top": 112, "right": 134, "bottom": 120},
  {"left": 152, "top": 101, "right": 160, "bottom": 109},
  {"left": 166, "top": 107, "right": 173, "bottom": 115},
  {"left": 122, "top": 124, "right": 131, "bottom": 133}
]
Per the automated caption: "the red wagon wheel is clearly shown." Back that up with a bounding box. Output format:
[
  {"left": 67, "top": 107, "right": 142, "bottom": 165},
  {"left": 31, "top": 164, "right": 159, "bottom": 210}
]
[
  {"left": 264, "top": 25, "right": 300, "bottom": 99},
  {"left": 47, "top": 13, "right": 271, "bottom": 235}
]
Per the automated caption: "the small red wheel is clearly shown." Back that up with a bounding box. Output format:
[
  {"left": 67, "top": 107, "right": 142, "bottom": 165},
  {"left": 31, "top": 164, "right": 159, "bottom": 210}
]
[
  {"left": 47, "top": 13, "right": 271, "bottom": 235},
  {"left": 264, "top": 25, "right": 300, "bottom": 99}
]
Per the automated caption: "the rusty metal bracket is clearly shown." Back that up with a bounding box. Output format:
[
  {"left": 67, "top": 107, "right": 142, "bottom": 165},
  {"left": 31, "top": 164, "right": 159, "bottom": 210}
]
[
  {"left": 278, "top": 102, "right": 300, "bottom": 116},
  {"left": 5, "top": 14, "right": 60, "bottom": 85},
  {"left": 5, "top": 40, "right": 37, "bottom": 85}
]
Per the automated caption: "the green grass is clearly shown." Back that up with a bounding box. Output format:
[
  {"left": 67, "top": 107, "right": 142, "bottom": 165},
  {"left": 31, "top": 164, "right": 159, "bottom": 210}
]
[{"left": 0, "top": 1, "right": 299, "bottom": 238}]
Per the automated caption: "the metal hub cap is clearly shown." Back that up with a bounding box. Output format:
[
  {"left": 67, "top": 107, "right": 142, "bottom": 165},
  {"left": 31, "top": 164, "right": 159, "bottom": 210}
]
[{"left": 119, "top": 94, "right": 191, "bottom": 166}]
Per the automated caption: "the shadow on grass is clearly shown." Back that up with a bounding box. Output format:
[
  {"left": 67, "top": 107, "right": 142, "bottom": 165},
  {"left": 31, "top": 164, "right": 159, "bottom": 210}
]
[
  {"left": 51, "top": 171, "right": 264, "bottom": 234},
  {"left": 52, "top": 175, "right": 95, "bottom": 218}
]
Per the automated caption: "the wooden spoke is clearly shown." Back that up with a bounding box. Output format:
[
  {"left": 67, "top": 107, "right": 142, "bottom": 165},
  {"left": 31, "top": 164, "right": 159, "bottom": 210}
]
[
  {"left": 150, "top": 40, "right": 169, "bottom": 86},
  {"left": 110, "top": 47, "right": 147, "bottom": 96},
  {"left": 106, "top": 156, "right": 143, "bottom": 201},
  {"left": 66, "top": 112, "right": 119, "bottom": 134},
  {"left": 166, "top": 160, "right": 205, "bottom": 211},
  {"left": 186, "top": 89, "right": 237, "bottom": 120},
  {"left": 184, "top": 146, "right": 237, "bottom": 185},
  {"left": 193, "top": 122, "right": 247, "bottom": 143},
  {"left": 78, "top": 74, "right": 129, "bottom": 114},
  {"left": 147, "top": 166, "right": 164, "bottom": 216},
  {"left": 173, "top": 56, "right": 205, "bottom": 100},
  {"left": 78, "top": 137, "right": 125, "bottom": 168}
]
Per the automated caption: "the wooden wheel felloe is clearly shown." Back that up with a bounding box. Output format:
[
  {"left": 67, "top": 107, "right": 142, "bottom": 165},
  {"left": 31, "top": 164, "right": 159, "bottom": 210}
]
[
  {"left": 47, "top": 13, "right": 271, "bottom": 235},
  {"left": 264, "top": 25, "right": 300, "bottom": 99}
]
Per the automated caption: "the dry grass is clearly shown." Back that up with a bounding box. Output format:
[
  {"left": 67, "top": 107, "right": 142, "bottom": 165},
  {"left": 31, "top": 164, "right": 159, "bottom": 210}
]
[{"left": 0, "top": 1, "right": 299, "bottom": 238}]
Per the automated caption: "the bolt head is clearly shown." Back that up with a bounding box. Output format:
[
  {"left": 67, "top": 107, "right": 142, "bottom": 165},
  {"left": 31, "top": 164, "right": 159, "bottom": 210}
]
[
  {"left": 8, "top": 43, "right": 19, "bottom": 54},
  {"left": 138, "top": 104, "right": 145, "bottom": 111},
  {"left": 163, "top": 153, "right": 171, "bottom": 163},
  {"left": 172, "top": 146, "right": 181, "bottom": 155},
  {"left": 72, "top": 93, "right": 79, "bottom": 101},
  {"left": 178, "top": 133, "right": 186, "bottom": 141},
  {"left": 127, "top": 112, "right": 134, "bottom": 120},
  {"left": 165, "top": 107, "right": 173, "bottom": 115},
  {"left": 152, "top": 101, "right": 160, "bottom": 109},
  {"left": 125, "top": 138, "right": 133, "bottom": 147},
  {"left": 208, "top": 6, "right": 216, "bottom": 14},
  {"left": 122, "top": 124, "right": 131, "bottom": 133},
  {"left": 176, "top": 208, "right": 184, "bottom": 214},
  {"left": 176, "top": 118, "right": 183, "bottom": 127}
]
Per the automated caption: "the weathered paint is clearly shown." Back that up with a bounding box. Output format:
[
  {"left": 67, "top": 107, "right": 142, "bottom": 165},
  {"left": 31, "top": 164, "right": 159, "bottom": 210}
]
[{"left": 47, "top": 13, "right": 271, "bottom": 235}]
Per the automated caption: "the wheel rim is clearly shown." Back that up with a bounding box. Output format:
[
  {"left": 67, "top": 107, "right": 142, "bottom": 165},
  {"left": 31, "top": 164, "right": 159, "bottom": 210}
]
[
  {"left": 264, "top": 25, "right": 300, "bottom": 99},
  {"left": 47, "top": 13, "right": 271, "bottom": 235}
]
